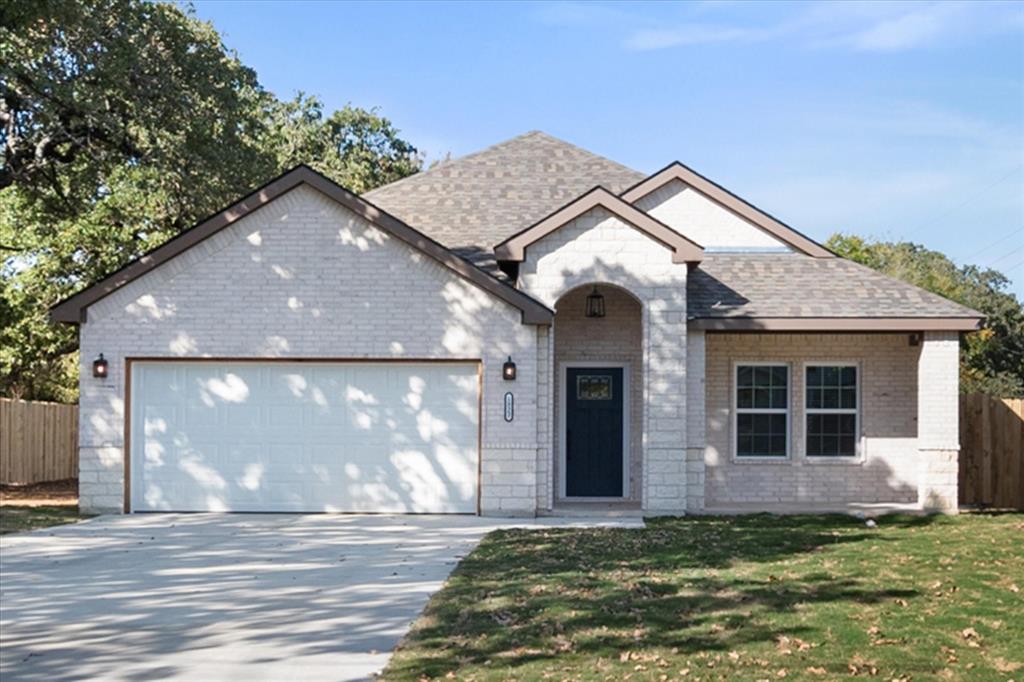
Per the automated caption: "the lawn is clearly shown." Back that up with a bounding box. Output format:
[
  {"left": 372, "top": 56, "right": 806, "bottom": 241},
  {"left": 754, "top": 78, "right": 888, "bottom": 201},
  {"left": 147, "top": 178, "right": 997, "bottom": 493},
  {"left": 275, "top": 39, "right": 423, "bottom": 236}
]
[
  {"left": 0, "top": 480, "right": 88, "bottom": 535},
  {"left": 382, "top": 514, "right": 1024, "bottom": 681},
  {"left": 0, "top": 505, "right": 87, "bottom": 535}
]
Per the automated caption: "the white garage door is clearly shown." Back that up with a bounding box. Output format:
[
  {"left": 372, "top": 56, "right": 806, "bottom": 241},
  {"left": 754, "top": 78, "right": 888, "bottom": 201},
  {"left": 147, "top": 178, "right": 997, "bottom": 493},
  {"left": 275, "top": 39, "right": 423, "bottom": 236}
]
[{"left": 129, "top": 361, "right": 479, "bottom": 513}]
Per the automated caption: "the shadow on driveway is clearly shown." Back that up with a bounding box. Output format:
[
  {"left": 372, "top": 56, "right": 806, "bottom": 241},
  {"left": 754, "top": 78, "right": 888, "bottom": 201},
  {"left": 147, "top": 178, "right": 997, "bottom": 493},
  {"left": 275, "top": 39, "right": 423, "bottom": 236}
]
[{"left": 0, "top": 513, "right": 557, "bottom": 681}]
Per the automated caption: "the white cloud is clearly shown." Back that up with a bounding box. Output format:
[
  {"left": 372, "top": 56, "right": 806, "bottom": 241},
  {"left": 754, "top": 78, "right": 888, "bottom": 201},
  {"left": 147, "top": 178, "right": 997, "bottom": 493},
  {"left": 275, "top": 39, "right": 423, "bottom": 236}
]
[
  {"left": 611, "top": 0, "right": 1022, "bottom": 52},
  {"left": 624, "top": 24, "right": 764, "bottom": 51},
  {"left": 826, "top": 2, "right": 968, "bottom": 51}
]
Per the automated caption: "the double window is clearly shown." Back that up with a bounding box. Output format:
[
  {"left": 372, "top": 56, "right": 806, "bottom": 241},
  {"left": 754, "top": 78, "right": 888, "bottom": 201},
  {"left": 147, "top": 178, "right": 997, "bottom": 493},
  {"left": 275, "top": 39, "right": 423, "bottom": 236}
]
[
  {"left": 735, "top": 364, "right": 789, "bottom": 458},
  {"left": 805, "top": 364, "right": 859, "bottom": 457},
  {"left": 734, "top": 362, "right": 860, "bottom": 459}
]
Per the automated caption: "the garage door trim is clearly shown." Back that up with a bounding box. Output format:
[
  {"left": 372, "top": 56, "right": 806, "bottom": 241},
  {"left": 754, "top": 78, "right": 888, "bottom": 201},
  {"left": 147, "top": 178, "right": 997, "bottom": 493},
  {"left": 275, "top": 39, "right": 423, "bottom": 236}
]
[{"left": 123, "top": 357, "right": 484, "bottom": 514}]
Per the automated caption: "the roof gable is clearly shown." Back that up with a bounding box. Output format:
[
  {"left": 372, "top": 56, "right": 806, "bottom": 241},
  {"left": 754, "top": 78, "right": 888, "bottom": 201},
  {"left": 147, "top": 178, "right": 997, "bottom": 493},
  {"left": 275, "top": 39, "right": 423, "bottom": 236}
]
[
  {"left": 50, "top": 165, "right": 553, "bottom": 325},
  {"left": 621, "top": 162, "right": 833, "bottom": 258},
  {"left": 494, "top": 187, "right": 704, "bottom": 264}
]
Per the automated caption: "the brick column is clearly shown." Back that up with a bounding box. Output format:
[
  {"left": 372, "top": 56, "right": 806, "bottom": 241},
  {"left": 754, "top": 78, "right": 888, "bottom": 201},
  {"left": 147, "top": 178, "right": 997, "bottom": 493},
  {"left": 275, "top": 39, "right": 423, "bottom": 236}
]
[
  {"left": 917, "top": 331, "right": 960, "bottom": 513},
  {"left": 643, "top": 294, "right": 689, "bottom": 515},
  {"left": 685, "top": 330, "right": 706, "bottom": 511}
]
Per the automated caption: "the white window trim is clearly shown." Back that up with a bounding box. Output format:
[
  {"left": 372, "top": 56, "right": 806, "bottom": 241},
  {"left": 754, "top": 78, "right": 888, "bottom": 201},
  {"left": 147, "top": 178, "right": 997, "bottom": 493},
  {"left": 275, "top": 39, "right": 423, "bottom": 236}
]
[
  {"left": 558, "top": 361, "right": 630, "bottom": 500},
  {"left": 803, "top": 361, "right": 863, "bottom": 461},
  {"left": 732, "top": 361, "right": 791, "bottom": 462}
]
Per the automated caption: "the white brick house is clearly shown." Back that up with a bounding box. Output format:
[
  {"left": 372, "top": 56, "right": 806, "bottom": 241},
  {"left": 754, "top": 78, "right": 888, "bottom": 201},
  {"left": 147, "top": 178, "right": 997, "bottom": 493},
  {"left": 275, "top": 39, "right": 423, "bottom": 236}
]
[{"left": 51, "top": 132, "right": 981, "bottom": 516}]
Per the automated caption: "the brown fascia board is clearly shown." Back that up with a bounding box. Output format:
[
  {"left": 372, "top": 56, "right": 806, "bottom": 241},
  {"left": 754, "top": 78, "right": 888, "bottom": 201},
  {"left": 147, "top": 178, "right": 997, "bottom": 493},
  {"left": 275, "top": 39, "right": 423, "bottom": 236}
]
[
  {"left": 620, "top": 162, "right": 834, "bottom": 258},
  {"left": 689, "top": 317, "right": 983, "bottom": 332},
  {"left": 50, "top": 165, "right": 554, "bottom": 326},
  {"left": 494, "top": 187, "right": 704, "bottom": 264}
]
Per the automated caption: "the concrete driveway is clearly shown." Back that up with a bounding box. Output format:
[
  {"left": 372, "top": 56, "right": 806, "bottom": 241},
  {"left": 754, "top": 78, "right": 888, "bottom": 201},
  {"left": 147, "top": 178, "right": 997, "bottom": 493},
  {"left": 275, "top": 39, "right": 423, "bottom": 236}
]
[{"left": 1, "top": 513, "right": 641, "bottom": 681}]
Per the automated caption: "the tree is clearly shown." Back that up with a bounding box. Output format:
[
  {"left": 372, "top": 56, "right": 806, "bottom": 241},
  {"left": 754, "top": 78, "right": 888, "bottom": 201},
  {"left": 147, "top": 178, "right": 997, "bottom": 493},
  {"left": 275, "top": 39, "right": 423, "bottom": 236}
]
[
  {"left": 827, "top": 234, "right": 1024, "bottom": 397},
  {"left": 1, "top": 0, "right": 420, "bottom": 401}
]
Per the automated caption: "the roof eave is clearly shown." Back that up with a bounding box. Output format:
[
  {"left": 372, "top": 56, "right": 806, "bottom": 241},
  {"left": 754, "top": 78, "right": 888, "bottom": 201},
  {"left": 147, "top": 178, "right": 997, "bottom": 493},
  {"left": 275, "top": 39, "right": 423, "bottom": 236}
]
[
  {"left": 688, "top": 316, "right": 984, "bottom": 332},
  {"left": 494, "top": 186, "right": 704, "bottom": 265}
]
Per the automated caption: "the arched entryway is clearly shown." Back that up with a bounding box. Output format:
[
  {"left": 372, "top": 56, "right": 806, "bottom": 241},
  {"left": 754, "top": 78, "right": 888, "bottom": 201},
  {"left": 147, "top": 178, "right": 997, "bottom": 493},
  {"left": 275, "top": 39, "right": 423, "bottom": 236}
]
[{"left": 553, "top": 284, "right": 643, "bottom": 505}]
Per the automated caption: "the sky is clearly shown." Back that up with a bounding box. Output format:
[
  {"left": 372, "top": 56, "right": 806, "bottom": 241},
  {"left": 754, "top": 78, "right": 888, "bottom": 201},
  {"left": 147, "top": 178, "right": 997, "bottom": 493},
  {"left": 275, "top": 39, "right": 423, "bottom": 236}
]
[{"left": 191, "top": 0, "right": 1024, "bottom": 297}]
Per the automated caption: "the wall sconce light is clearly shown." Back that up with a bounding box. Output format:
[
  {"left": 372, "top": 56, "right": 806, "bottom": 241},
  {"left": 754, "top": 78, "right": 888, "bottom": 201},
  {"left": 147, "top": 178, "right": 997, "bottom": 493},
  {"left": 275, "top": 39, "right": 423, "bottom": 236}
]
[
  {"left": 585, "top": 286, "right": 606, "bottom": 318},
  {"left": 92, "top": 353, "right": 109, "bottom": 379},
  {"left": 908, "top": 333, "right": 921, "bottom": 347},
  {"left": 502, "top": 356, "right": 517, "bottom": 381}
]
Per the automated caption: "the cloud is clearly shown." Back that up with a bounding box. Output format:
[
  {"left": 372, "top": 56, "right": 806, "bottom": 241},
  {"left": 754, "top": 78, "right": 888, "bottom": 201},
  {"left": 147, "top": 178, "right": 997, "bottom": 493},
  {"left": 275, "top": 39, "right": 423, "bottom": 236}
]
[
  {"left": 611, "top": 0, "right": 1022, "bottom": 52},
  {"left": 822, "top": 2, "right": 972, "bottom": 51},
  {"left": 623, "top": 24, "right": 765, "bottom": 51}
]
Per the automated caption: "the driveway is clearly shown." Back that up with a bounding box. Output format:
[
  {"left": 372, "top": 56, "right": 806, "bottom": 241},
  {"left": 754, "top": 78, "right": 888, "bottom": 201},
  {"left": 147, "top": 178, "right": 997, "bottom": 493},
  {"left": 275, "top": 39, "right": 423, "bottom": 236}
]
[{"left": 0, "top": 513, "right": 641, "bottom": 681}]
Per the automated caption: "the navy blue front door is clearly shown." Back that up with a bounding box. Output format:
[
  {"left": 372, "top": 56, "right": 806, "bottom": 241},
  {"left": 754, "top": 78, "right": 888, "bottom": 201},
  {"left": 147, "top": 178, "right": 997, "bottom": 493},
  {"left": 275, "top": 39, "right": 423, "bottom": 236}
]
[{"left": 565, "top": 367, "right": 624, "bottom": 497}]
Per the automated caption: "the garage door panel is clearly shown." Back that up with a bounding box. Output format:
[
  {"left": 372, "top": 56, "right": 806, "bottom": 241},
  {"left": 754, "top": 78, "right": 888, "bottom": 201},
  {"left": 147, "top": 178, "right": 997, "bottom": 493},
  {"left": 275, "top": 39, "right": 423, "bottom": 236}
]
[{"left": 131, "top": 361, "right": 478, "bottom": 513}]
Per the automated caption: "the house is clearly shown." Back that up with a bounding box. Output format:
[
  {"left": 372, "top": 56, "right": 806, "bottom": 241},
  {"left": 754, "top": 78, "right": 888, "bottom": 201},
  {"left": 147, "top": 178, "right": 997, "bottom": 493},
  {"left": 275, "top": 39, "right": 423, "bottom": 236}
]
[{"left": 51, "top": 132, "right": 982, "bottom": 516}]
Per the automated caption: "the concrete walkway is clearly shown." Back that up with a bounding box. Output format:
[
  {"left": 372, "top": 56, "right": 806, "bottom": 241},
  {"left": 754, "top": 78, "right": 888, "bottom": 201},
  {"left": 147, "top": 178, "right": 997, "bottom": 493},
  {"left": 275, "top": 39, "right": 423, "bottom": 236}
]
[{"left": 0, "top": 513, "right": 642, "bottom": 681}]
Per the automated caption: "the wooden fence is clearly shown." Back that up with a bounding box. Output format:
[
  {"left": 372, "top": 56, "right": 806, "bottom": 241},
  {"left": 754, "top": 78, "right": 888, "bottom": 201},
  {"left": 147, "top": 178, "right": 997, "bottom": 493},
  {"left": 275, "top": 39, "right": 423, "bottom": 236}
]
[
  {"left": 959, "top": 394, "right": 1024, "bottom": 509},
  {"left": 0, "top": 398, "right": 79, "bottom": 484}
]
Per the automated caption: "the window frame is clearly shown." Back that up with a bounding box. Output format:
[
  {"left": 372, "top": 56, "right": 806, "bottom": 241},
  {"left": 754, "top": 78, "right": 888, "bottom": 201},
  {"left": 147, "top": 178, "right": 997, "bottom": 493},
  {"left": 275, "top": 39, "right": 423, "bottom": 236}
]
[
  {"left": 732, "top": 361, "right": 791, "bottom": 461},
  {"left": 803, "top": 361, "right": 862, "bottom": 460}
]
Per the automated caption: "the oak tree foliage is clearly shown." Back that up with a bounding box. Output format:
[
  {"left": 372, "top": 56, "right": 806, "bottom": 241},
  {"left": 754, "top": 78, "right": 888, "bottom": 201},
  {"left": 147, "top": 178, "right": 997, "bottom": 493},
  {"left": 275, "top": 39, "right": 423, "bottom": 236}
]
[
  {"left": 1, "top": 0, "right": 420, "bottom": 400},
  {"left": 827, "top": 234, "right": 1024, "bottom": 397}
]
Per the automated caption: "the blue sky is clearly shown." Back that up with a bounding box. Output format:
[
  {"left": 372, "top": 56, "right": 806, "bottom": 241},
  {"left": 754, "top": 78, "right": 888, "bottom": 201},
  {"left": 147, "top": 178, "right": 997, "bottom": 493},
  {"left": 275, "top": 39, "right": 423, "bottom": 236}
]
[{"left": 192, "top": 0, "right": 1024, "bottom": 297}]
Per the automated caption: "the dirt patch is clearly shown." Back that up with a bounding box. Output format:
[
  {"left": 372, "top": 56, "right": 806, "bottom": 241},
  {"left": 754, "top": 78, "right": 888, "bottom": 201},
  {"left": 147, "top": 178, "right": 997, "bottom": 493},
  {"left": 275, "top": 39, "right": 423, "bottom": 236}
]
[{"left": 0, "top": 479, "right": 78, "bottom": 507}]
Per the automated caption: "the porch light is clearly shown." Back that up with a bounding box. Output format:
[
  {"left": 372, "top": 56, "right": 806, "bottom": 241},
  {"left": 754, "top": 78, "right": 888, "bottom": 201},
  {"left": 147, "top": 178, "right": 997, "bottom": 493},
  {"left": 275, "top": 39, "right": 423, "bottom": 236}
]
[
  {"left": 502, "top": 356, "right": 517, "bottom": 381},
  {"left": 92, "top": 353, "right": 109, "bottom": 379},
  {"left": 585, "top": 286, "right": 606, "bottom": 318}
]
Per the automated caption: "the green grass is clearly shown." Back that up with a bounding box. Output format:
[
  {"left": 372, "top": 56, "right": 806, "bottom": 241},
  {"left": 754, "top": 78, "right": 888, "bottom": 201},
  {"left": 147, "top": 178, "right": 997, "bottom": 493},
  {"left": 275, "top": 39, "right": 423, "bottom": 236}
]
[
  {"left": 383, "top": 514, "right": 1024, "bottom": 681},
  {"left": 0, "top": 505, "right": 88, "bottom": 535}
]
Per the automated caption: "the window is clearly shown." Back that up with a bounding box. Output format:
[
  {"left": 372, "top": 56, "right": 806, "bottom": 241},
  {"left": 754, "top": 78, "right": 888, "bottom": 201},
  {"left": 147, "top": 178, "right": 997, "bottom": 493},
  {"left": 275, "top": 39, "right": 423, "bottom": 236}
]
[
  {"left": 735, "top": 364, "right": 789, "bottom": 457},
  {"left": 805, "top": 365, "right": 859, "bottom": 457},
  {"left": 577, "top": 375, "right": 612, "bottom": 400}
]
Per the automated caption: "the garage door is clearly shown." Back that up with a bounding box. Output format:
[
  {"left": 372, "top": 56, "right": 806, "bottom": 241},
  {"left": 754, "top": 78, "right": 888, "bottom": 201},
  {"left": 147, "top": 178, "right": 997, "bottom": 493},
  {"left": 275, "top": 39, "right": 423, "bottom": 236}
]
[{"left": 129, "top": 361, "right": 479, "bottom": 513}]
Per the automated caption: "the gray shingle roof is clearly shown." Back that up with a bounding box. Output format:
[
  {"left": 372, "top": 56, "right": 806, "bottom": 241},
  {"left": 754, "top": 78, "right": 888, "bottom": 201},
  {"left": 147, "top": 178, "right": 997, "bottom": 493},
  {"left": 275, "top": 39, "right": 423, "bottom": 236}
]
[
  {"left": 364, "top": 131, "right": 645, "bottom": 251},
  {"left": 689, "top": 253, "right": 980, "bottom": 319},
  {"left": 365, "top": 131, "right": 980, "bottom": 323}
]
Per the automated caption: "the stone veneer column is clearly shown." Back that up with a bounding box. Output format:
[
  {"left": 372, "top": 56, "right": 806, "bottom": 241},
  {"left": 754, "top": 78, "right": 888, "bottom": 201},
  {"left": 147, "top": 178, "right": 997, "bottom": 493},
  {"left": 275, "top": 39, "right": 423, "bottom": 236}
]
[
  {"left": 685, "top": 330, "right": 706, "bottom": 511},
  {"left": 643, "top": 293, "right": 689, "bottom": 515},
  {"left": 917, "top": 331, "right": 960, "bottom": 513}
]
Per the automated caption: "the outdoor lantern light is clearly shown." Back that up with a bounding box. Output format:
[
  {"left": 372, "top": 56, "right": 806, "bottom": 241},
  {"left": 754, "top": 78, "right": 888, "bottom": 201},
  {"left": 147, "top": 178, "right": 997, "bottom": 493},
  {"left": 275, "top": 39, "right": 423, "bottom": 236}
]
[
  {"left": 585, "top": 286, "right": 606, "bottom": 318},
  {"left": 502, "top": 356, "right": 517, "bottom": 381},
  {"left": 92, "top": 353, "right": 109, "bottom": 379}
]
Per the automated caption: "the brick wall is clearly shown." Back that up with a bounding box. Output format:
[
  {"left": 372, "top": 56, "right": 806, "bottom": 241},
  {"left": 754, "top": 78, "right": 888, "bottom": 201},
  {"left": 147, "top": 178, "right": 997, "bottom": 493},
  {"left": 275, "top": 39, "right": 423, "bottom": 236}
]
[
  {"left": 78, "top": 185, "right": 541, "bottom": 515},
  {"left": 518, "top": 206, "right": 690, "bottom": 513},
  {"left": 704, "top": 332, "right": 921, "bottom": 507},
  {"left": 634, "top": 179, "right": 788, "bottom": 250}
]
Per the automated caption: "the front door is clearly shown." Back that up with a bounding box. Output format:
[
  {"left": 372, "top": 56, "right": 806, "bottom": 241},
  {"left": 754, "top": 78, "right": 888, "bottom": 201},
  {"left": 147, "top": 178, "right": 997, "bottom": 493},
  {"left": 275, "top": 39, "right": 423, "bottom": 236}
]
[{"left": 565, "top": 367, "right": 624, "bottom": 497}]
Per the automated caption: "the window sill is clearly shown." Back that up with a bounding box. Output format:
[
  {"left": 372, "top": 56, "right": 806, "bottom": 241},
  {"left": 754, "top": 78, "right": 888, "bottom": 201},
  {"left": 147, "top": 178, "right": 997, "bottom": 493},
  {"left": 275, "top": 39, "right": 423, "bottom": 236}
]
[
  {"left": 803, "top": 455, "right": 864, "bottom": 466},
  {"left": 731, "top": 456, "right": 791, "bottom": 465}
]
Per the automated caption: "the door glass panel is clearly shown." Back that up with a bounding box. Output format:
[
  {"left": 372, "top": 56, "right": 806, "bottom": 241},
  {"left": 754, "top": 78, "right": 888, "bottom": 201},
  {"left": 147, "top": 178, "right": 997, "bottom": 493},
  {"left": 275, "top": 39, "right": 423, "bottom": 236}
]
[{"left": 577, "top": 375, "right": 612, "bottom": 400}]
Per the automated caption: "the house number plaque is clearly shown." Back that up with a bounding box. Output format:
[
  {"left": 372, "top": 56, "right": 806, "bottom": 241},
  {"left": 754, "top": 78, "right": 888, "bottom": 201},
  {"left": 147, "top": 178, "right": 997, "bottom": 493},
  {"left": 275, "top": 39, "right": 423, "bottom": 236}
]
[{"left": 504, "top": 392, "right": 514, "bottom": 422}]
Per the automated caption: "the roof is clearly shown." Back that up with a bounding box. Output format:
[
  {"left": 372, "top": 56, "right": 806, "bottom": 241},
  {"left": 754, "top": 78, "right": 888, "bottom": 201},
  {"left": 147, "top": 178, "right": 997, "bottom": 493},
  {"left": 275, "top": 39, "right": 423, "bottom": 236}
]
[
  {"left": 50, "top": 165, "right": 554, "bottom": 325},
  {"left": 688, "top": 253, "right": 982, "bottom": 331},
  {"left": 364, "top": 131, "right": 645, "bottom": 251},
  {"left": 620, "top": 162, "right": 833, "bottom": 258},
  {"left": 49, "top": 133, "right": 984, "bottom": 332},
  {"left": 494, "top": 187, "right": 704, "bottom": 264}
]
